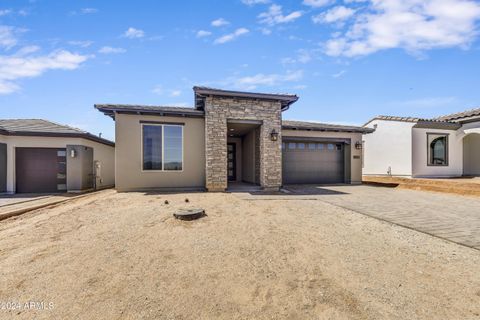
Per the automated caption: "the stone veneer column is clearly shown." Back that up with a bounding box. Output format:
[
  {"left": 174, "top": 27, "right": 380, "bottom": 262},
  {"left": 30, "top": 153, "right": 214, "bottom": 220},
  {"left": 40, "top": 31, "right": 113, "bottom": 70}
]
[{"left": 204, "top": 96, "right": 282, "bottom": 191}]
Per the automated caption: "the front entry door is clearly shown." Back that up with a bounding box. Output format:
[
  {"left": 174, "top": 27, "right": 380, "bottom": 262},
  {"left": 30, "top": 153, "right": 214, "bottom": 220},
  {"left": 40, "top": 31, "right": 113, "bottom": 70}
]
[{"left": 227, "top": 143, "right": 236, "bottom": 181}]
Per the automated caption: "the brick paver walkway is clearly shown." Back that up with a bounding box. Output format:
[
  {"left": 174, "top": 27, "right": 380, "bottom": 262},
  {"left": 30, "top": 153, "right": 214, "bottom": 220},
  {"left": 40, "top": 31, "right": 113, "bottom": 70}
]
[{"left": 285, "top": 185, "right": 480, "bottom": 250}]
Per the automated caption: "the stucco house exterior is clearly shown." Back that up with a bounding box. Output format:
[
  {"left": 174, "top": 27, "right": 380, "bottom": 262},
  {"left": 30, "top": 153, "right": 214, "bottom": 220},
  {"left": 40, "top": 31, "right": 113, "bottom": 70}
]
[
  {"left": 96, "top": 86, "right": 372, "bottom": 192},
  {"left": 0, "top": 119, "right": 115, "bottom": 194},
  {"left": 362, "top": 108, "right": 480, "bottom": 178}
]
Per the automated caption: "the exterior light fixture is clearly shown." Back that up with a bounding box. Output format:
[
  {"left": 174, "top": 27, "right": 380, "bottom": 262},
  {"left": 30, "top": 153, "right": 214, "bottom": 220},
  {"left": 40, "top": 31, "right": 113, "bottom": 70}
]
[
  {"left": 270, "top": 129, "right": 279, "bottom": 141},
  {"left": 70, "top": 149, "right": 77, "bottom": 158},
  {"left": 355, "top": 141, "right": 363, "bottom": 150}
]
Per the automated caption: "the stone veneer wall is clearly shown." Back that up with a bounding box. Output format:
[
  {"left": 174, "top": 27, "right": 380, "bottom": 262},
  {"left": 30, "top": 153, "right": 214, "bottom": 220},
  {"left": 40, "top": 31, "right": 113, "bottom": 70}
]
[{"left": 204, "top": 96, "right": 282, "bottom": 191}]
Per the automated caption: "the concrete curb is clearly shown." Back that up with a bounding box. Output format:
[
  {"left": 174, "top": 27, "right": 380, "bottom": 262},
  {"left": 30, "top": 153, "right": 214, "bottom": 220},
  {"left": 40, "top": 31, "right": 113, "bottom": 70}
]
[{"left": 0, "top": 190, "right": 111, "bottom": 222}]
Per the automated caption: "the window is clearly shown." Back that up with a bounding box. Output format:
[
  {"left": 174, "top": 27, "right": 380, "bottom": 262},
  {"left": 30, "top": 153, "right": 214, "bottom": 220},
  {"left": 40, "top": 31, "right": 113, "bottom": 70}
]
[
  {"left": 297, "top": 143, "right": 305, "bottom": 149},
  {"left": 143, "top": 124, "right": 183, "bottom": 171},
  {"left": 308, "top": 143, "right": 316, "bottom": 150},
  {"left": 327, "top": 143, "right": 334, "bottom": 150},
  {"left": 317, "top": 143, "right": 324, "bottom": 150},
  {"left": 288, "top": 143, "right": 296, "bottom": 149},
  {"left": 427, "top": 133, "right": 448, "bottom": 166}
]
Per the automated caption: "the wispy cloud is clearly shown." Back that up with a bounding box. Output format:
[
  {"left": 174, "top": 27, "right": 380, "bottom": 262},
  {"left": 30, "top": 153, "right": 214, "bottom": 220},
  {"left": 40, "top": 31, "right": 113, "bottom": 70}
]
[
  {"left": 0, "top": 9, "right": 12, "bottom": 16},
  {"left": 80, "top": 8, "right": 98, "bottom": 14},
  {"left": 222, "top": 70, "right": 303, "bottom": 90},
  {"left": 390, "top": 96, "right": 458, "bottom": 108},
  {"left": 258, "top": 4, "right": 303, "bottom": 26},
  {"left": 68, "top": 40, "right": 94, "bottom": 48},
  {"left": 323, "top": 0, "right": 480, "bottom": 57},
  {"left": 214, "top": 28, "right": 249, "bottom": 44},
  {"left": 312, "top": 6, "right": 356, "bottom": 24},
  {"left": 0, "top": 26, "right": 19, "bottom": 49},
  {"left": 211, "top": 18, "right": 230, "bottom": 27},
  {"left": 332, "top": 70, "right": 347, "bottom": 78},
  {"left": 281, "top": 49, "right": 314, "bottom": 65},
  {"left": 302, "top": 0, "right": 333, "bottom": 8},
  {"left": 196, "top": 30, "right": 212, "bottom": 38},
  {"left": 170, "top": 90, "right": 181, "bottom": 97},
  {"left": 123, "top": 27, "right": 145, "bottom": 39},
  {"left": 0, "top": 48, "right": 89, "bottom": 94},
  {"left": 241, "top": 0, "right": 270, "bottom": 6},
  {"left": 98, "top": 46, "right": 126, "bottom": 54}
]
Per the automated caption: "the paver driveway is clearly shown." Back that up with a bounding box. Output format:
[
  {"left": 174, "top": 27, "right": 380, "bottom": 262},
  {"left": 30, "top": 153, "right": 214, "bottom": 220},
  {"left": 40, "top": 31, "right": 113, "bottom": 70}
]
[{"left": 285, "top": 185, "right": 480, "bottom": 250}]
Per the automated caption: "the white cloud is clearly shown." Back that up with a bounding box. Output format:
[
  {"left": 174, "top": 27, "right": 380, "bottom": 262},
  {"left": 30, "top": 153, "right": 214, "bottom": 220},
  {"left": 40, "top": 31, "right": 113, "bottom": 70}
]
[
  {"left": 0, "top": 9, "right": 12, "bottom": 16},
  {"left": 224, "top": 70, "right": 303, "bottom": 90},
  {"left": 0, "top": 26, "right": 19, "bottom": 49},
  {"left": 170, "top": 90, "right": 181, "bottom": 97},
  {"left": 123, "top": 27, "right": 145, "bottom": 39},
  {"left": 281, "top": 49, "right": 314, "bottom": 64},
  {"left": 313, "top": 6, "right": 356, "bottom": 24},
  {"left": 98, "top": 46, "right": 126, "bottom": 54},
  {"left": 196, "top": 30, "right": 212, "bottom": 38},
  {"left": 214, "top": 28, "right": 249, "bottom": 44},
  {"left": 260, "top": 28, "right": 272, "bottom": 35},
  {"left": 391, "top": 96, "right": 458, "bottom": 107},
  {"left": 332, "top": 70, "right": 347, "bottom": 78},
  {"left": 302, "top": 0, "right": 332, "bottom": 8},
  {"left": 323, "top": 0, "right": 480, "bottom": 57},
  {"left": 211, "top": 18, "right": 230, "bottom": 27},
  {"left": 0, "top": 49, "right": 89, "bottom": 94},
  {"left": 152, "top": 85, "right": 163, "bottom": 95},
  {"left": 80, "top": 8, "right": 98, "bottom": 14},
  {"left": 242, "top": 0, "right": 270, "bottom": 5},
  {"left": 68, "top": 40, "right": 94, "bottom": 48},
  {"left": 258, "top": 4, "right": 303, "bottom": 26}
]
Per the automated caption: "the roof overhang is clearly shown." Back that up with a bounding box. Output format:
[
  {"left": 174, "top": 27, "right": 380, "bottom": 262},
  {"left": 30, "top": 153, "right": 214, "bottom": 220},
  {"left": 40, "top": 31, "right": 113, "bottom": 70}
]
[
  {"left": 95, "top": 104, "right": 205, "bottom": 120},
  {"left": 193, "top": 86, "right": 299, "bottom": 111},
  {"left": 0, "top": 130, "right": 114, "bottom": 147},
  {"left": 282, "top": 123, "right": 374, "bottom": 134}
]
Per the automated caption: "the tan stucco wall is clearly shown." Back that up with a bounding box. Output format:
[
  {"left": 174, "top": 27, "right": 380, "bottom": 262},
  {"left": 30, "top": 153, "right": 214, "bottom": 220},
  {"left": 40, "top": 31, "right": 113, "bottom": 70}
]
[
  {"left": 281, "top": 129, "right": 364, "bottom": 184},
  {"left": 463, "top": 133, "right": 480, "bottom": 176},
  {"left": 114, "top": 113, "right": 205, "bottom": 191},
  {"left": 0, "top": 134, "right": 115, "bottom": 193}
]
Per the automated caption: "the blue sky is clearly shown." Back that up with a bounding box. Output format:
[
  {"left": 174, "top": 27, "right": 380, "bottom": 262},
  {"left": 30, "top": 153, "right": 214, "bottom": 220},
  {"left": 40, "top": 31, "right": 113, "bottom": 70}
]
[{"left": 1, "top": 0, "right": 480, "bottom": 141}]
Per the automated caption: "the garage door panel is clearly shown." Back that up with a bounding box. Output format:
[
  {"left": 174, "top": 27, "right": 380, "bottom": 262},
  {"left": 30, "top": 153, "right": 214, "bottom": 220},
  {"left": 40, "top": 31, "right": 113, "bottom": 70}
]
[
  {"left": 282, "top": 142, "right": 345, "bottom": 184},
  {"left": 16, "top": 148, "right": 66, "bottom": 193}
]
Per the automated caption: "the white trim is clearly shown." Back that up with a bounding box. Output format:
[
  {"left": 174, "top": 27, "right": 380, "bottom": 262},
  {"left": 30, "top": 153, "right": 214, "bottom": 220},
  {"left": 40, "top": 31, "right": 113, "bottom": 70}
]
[{"left": 140, "top": 123, "right": 184, "bottom": 173}]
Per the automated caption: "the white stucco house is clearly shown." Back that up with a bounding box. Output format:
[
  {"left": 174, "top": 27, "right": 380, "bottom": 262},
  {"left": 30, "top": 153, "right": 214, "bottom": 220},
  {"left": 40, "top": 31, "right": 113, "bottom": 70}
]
[{"left": 362, "top": 108, "right": 480, "bottom": 178}]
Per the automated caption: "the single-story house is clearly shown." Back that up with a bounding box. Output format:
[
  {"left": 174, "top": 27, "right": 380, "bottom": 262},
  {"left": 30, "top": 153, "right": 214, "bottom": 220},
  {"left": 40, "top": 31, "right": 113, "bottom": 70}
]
[
  {"left": 362, "top": 108, "right": 480, "bottom": 178},
  {"left": 95, "top": 86, "right": 372, "bottom": 192},
  {"left": 0, "top": 119, "right": 115, "bottom": 194}
]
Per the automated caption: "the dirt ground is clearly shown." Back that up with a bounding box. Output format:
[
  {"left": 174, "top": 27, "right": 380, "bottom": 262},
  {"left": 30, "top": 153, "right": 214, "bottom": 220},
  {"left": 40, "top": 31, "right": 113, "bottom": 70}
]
[{"left": 0, "top": 190, "right": 479, "bottom": 320}]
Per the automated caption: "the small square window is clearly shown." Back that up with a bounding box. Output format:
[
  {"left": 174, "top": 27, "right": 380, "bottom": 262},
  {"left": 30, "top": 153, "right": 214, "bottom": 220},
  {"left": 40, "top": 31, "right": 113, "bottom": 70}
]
[
  {"left": 308, "top": 143, "right": 316, "bottom": 150},
  {"left": 288, "top": 143, "right": 296, "bottom": 149},
  {"left": 57, "top": 150, "right": 66, "bottom": 157},
  {"left": 297, "top": 143, "right": 305, "bottom": 149},
  {"left": 327, "top": 144, "right": 334, "bottom": 150},
  {"left": 317, "top": 143, "right": 324, "bottom": 150}
]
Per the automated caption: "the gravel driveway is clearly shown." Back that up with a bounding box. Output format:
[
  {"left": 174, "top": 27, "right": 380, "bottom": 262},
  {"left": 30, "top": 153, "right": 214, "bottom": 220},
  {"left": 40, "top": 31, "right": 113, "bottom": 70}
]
[{"left": 285, "top": 185, "right": 480, "bottom": 250}]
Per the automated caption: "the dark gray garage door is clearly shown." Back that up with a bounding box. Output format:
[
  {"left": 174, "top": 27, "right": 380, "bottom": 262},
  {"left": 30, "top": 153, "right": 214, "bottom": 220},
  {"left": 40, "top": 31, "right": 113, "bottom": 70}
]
[
  {"left": 282, "top": 141, "right": 345, "bottom": 184},
  {"left": 15, "top": 148, "right": 67, "bottom": 193}
]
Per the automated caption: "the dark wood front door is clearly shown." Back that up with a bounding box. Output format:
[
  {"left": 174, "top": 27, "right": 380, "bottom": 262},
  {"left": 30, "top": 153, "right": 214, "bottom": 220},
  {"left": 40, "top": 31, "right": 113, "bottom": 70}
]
[
  {"left": 227, "top": 143, "right": 236, "bottom": 181},
  {"left": 15, "top": 148, "right": 67, "bottom": 193}
]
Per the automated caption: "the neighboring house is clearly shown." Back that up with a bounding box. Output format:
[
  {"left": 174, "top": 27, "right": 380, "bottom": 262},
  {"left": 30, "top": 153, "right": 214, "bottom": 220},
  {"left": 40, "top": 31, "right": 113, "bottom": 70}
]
[
  {"left": 363, "top": 108, "right": 480, "bottom": 178},
  {"left": 96, "top": 86, "right": 372, "bottom": 192},
  {"left": 0, "top": 119, "right": 115, "bottom": 194}
]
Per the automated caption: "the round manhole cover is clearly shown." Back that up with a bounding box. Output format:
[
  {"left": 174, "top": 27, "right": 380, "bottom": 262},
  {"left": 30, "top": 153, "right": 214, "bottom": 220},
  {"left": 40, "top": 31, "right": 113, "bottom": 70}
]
[{"left": 173, "top": 209, "right": 206, "bottom": 221}]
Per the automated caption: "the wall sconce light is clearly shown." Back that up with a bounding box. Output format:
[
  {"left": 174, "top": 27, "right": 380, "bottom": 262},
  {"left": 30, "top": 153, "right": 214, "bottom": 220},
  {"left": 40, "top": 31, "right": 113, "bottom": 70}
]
[
  {"left": 70, "top": 149, "right": 76, "bottom": 158},
  {"left": 355, "top": 141, "right": 363, "bottom": 150},
  {"left": 270, "top": 129, "right": 279, "bottom": 141}
]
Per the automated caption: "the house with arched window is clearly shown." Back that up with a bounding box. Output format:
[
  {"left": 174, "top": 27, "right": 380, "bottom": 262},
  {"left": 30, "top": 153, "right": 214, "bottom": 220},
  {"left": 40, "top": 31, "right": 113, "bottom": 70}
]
[{"left": 362, "top": 108, "right": 480, "bottom": 178}]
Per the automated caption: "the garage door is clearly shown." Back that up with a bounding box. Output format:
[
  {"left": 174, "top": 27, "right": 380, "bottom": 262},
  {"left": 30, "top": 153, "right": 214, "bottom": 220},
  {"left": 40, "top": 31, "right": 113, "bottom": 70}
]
[
  {"left": 282, "top": 141, "right": 345, "bottom": 184},
  {"left": 15, "top": 148, "right": 67, "bottom": 193}
]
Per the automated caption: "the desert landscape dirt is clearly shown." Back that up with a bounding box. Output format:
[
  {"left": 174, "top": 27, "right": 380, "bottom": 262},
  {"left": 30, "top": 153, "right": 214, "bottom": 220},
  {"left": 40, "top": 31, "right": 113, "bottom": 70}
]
[{"left": 0, "top": 190, "right": 479, "bottom": 319}]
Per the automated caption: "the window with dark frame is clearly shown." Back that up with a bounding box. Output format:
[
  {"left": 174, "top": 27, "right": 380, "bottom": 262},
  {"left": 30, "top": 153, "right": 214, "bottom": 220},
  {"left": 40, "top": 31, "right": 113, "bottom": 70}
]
[
  {"left": 427, "top": 133, "right": 448, "bottom": 166},
  {"left": 142, "top": 124, "right": 183, "bottom": 171}
]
